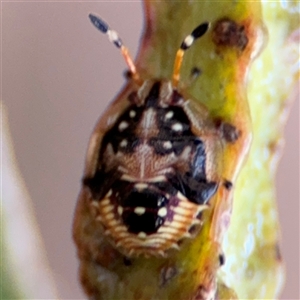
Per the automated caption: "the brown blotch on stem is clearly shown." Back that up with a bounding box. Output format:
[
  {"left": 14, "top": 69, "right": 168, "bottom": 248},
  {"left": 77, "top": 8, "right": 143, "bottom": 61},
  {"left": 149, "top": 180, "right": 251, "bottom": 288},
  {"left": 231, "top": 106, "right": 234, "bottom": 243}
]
[
  {"left": 212, "top": 18, "right": 249, "bottom": 51},
  {"left": 188, "top": 224, "right": 200, "bottom": 235},
  {"left": 223, "top": 180, "right": 233, "bottom": 190},
  {"left": 218, "top": 253, "right": 226, "bottom": 266},
  {"left": 215, "top": 120, "right": 241, "bottom": 143},
  {"left": 159, "top": 264, "right": 177, "bottom": 287},
  {"left": 123, "top": 69, "right": 132, "bottom": 80},
  {"left": 95, "top": 244, "right": 120, "bottom": 268},
  {"left": 275, "top": 242, "right": 282, "bottom": 261},
  {"left": 123, "top": 257, "right": 133, "bottom": 266},
  {"left": 191, "top": 67, "right": 202, "bottom": 80},
  {"left": 193, "top": 283, "right": 215, "bottom": 300}
]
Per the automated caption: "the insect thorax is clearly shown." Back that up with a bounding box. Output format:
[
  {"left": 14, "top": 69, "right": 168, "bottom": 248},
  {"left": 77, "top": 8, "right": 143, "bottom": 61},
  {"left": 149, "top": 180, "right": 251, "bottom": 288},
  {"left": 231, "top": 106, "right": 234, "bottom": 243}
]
[{"left": 84, "top": 80, "right": 218, "bottom": 256}]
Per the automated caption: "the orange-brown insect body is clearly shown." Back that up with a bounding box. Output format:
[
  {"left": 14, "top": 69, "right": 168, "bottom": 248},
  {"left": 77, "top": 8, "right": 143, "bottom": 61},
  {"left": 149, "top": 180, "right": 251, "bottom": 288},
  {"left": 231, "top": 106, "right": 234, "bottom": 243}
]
[
  {"left": 82, "top": 79, "right": 221, "bottom": 256},
  {"left": 74, "top": 15, "right": 225, "bottom": 257}
]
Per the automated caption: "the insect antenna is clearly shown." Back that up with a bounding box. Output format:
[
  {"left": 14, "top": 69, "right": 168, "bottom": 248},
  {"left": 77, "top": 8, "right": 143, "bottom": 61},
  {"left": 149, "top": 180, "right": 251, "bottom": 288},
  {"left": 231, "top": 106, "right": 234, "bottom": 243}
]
[
  {"left": 89, "top": 14, "right": 141, "bottom": 85},
  {"left": 172, "top": 22, "right": 210, "bottom": 88}
]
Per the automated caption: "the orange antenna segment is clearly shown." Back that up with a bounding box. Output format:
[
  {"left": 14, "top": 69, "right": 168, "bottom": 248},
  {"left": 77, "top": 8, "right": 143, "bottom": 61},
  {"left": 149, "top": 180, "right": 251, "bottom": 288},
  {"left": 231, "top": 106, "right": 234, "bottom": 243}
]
[
  {"left": 89, "top": 14, "right": 141, "bottom": 84},
  {"left": 172, "top": 22, "right": 210, "bottom": 88}
]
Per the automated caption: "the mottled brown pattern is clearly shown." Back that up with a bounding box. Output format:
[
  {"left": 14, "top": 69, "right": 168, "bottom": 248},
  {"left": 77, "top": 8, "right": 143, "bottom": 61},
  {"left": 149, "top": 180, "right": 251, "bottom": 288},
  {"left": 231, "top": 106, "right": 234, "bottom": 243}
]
[
  {"left": 212, "top": 18, "right": 249, "bottom": 51},
  {"left": 79, "top": 80, "right": 225, "bottom": 257}
]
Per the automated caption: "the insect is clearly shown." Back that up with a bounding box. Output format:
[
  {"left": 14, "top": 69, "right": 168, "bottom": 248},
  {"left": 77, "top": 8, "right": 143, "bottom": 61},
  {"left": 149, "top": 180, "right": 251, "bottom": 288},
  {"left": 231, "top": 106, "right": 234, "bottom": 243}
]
[{"left": 75, "top": 14, "right": 233, "bottom": 258}]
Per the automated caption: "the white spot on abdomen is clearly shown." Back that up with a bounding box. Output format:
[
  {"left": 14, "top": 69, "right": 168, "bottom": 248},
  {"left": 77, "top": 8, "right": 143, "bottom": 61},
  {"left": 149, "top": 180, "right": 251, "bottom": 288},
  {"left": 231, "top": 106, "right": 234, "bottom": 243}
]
[
  {"left": 134, "top": 207, "right": 146, "bottom": 215},
  {"left": 163, "top": 141, "right": 172, "bottom": 149},
  {"left": 158, "top": 207, "right": 168, "bottom": 217},
  {"left": 171, "top": 123, "right": 183, "bottom": 132},
  {"left": 165, "top": 111, "right": 174, "bottom": 120},
  {"left": 129, "top": 110, "right": 136, "bottom": 118},
  {"left": 118, "top": 121, "right": 129, "bottom": 131},
  {"left": 120, "top": 139, "right": 128, "bottom": 147}
]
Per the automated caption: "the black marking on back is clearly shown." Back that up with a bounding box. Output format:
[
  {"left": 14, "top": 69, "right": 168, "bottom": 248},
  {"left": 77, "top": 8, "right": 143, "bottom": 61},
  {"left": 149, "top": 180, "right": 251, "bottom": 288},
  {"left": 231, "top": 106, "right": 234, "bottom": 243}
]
[
  {"left": 122, "top": 209, "right": 164, "bottom": 234},
  {"left": 148, "top": 138, "right": 174, "bottom": 155},
  {"left": 100, "top": 104, "right": 144, "bottom": 154},
  {"left": 83, "top": 168, "right": 120, "bottom": 200},
  {"left": 120, "top": 188, "right": 168, "bottom": 234},
  {"left": 168, "top": 172, "right": 217, "bottom": 205},
  {"left": 157, "top": 106, "right": 191, "bottom": 137},
  {"left": 166, "top": 140, "right": 217, "bottom": 205},
  {"left": 191, "top": 140, "right": 207, "bottom": 181},
  {"left": 121, "top": 188, "right": 168, "bottom": 209},
  {"left": 152, "top": 181, "right": 178, "bottom": 196},
  {"left": 145, "top": 81, "right": 161, "bottom": 107},
  {"left": 150, "top": 105, "right": 195, "bottom": 156}
]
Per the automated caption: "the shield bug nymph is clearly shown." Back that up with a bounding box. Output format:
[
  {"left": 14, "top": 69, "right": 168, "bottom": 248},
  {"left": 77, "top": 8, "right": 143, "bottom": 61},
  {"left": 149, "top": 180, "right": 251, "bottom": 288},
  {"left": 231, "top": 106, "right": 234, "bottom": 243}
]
[{"left": 74, "top": 14, "right": 230, "bottom": 257}]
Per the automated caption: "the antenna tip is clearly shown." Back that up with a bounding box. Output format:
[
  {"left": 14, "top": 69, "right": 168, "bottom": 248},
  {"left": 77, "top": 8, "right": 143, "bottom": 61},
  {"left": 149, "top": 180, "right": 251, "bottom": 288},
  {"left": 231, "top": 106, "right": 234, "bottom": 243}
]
[
  {"left": 89, "top": 13, "right": 109, "bottom": 33},
  {"left": 192, "top": 22, "right": 210, "bottom": 39}
]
